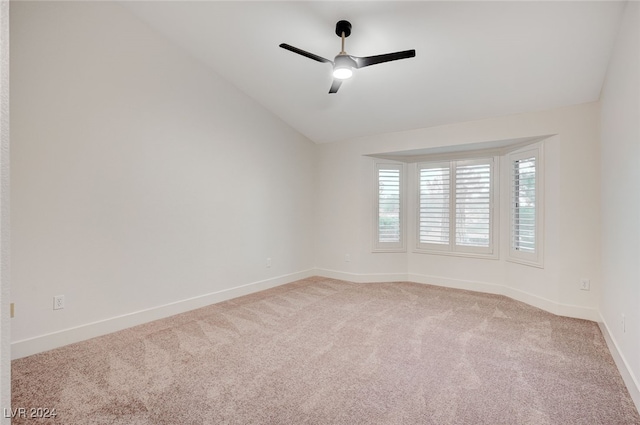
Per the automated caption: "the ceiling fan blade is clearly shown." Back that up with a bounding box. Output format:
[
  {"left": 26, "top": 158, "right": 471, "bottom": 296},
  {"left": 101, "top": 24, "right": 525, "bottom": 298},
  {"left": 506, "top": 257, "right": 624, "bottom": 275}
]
[
  {"left": 329, "top": 79, "right": 342, "bottom": 94},
  {"left": 353, "top": 49, "right": 416, "bottom": 68},
  {"left": 279, "top": 43, "right": 333, "bottom": 64}
]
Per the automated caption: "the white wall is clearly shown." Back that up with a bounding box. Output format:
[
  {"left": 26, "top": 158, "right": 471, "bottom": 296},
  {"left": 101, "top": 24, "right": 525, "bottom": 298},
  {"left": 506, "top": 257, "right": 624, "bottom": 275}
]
[
  {"left": 316, "top": 102, "right": 601, "bottom": 320},
  {"left": 1, "top": 0, "right": 10, "bottom": 421},
  {"left": 10, "top": 2, "right": 316, "bottom": 358},
  {"left": 599, "top": 0, "right": 640, "bottom": 404}
]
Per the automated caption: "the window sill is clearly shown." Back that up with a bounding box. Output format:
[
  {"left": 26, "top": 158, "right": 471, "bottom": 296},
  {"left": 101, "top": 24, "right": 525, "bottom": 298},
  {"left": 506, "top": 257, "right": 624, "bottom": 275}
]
[
  {"left": 412, "top": 248, "right": 499, "bottom": 260},
  {"left": 372, "top": 248, "right": 407, "bottom": 253}
]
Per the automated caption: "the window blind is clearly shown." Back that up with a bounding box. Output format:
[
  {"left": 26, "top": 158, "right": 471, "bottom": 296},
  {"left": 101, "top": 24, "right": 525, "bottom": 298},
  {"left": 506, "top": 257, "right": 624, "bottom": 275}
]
[
  {"left": 378, "top": 167, "right": 401, "bottom": 243},
  {"left": 455, "top": 163, "right": 491, "bottom": 248},
  {"left": 512, "top": 157, "right": 536, "bottom": 252},
  {"left": 417, "top": 158, "right": 494, "bottom": 255},
  {"left": 418, "top": 165, "right": 450, "bottom": 245}
]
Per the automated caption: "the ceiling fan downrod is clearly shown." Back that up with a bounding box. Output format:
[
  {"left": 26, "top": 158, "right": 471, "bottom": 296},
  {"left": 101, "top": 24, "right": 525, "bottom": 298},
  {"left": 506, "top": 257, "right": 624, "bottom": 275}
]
[{"left": 335, "top": 20, "right": 352, "bottom": 54}]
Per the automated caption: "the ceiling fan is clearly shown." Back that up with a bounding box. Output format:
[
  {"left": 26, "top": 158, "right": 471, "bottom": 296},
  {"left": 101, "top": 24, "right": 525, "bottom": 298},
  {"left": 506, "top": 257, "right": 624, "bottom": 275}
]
[{"left": 280, "top": 20, "right": 416, "bottom": 94}]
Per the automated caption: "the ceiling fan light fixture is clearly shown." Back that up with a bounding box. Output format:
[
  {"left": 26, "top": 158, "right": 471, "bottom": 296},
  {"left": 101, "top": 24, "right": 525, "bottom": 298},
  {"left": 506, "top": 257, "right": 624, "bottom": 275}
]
[
  {"left": 333, "top": 54, "right": 356, "bottom": 80},
  {"left": 333, "top": 66, "right": 353, "bottom": 80}
]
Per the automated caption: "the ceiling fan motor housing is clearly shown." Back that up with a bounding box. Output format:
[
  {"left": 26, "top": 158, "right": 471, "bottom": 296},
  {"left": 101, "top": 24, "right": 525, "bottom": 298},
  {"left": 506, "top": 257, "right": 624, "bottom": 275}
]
[
  {"left": 335, "top": 20, "right": 352, "bottom": 37},
  {"left": 334, "top": 54, "right": 357, "bottom": 69}
]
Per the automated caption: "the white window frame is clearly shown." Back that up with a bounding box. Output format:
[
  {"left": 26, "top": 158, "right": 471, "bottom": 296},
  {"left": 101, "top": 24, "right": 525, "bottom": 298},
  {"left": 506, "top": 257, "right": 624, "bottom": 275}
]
[
  {"left": 415, "top": 157, "right": 498, "bottom": 259},
  {"left": 373, "top": 161, "right": 406, "bottom": 252},
  {"left": 508, "top": 143, "right": 544, "bottom": 267}
]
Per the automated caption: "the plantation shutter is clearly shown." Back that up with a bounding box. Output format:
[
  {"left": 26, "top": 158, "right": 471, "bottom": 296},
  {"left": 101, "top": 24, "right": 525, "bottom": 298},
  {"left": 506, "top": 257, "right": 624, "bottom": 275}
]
[
  {"left": 374, "top": 163, "right": 404, "bottom": 251},
  {"left": 418, "top": 164, "right": 450, "bottom": 247},
  {"left": 512, "top": 156, "right": 536, "bottom": 253},
  {"left": 417, "top": 158, "right": 494, "bottom": 255},
  {"left": 455, "top": 161, "right": 492, "bottom": 249}
]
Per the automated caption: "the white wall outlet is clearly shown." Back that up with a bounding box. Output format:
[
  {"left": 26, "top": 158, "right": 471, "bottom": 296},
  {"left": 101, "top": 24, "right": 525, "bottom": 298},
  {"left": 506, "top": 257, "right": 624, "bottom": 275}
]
[
  {"left": 580, "top": 278, "right": 590, "bottom": 291},
  {"left": 53, "top": 295, "right": 65, "bottom": 310},
  {"left": 266, "top": 258, "right": 272, "bottom": 268},
  {"left": 345, "top": 254, "right": 350, "bottom": 262}
]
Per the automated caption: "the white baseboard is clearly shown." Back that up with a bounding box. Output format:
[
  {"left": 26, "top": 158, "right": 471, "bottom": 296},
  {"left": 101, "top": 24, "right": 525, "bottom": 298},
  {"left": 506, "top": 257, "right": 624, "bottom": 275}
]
[
  {"left": 314, "top": 268, "right": 409, "bottom": 283},
  {"left": 598, "top": 317, "right": 640, "bottom": 413},
  {"left": 11, "top": 267, "right": 600, "bottom": 357},
  {"left": 407, "top": 272, "right": 505, "bottom": 296},
  {"left": 11, "top": 269, "right": 316, "bottom": 360},
  {"left": 314, "top": 269, "right": 600, "bottom": 322}
]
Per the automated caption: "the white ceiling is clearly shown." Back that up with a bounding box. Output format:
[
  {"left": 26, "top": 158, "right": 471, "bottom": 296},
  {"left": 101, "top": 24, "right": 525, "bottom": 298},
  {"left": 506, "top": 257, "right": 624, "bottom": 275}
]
[{"left": 121, "top": 1, "right": 626, "bottom": 144}]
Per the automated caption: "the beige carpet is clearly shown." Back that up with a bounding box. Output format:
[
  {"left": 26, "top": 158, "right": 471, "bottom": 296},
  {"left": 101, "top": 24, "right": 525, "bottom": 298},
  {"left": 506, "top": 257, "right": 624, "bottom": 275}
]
[{"left": 12, "top": 277, "right": 640, "bottom": 424}]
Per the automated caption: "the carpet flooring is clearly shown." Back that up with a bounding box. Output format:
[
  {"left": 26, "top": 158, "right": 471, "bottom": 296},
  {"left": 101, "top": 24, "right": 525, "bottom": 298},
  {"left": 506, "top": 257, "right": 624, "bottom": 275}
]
[{"left": 11, "top": 277, "right": 640, "bottom": 424}]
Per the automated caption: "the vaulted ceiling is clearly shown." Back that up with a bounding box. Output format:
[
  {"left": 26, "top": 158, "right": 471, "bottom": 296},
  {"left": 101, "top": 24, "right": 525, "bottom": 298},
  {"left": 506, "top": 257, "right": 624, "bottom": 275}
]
[{"left": 121, "top": 1, "right": 626, "bottom": 144}]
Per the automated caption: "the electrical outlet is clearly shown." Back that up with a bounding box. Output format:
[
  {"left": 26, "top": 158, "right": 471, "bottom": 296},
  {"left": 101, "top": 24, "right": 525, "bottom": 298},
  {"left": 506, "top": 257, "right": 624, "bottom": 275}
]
[
  {"left": 10, "top": 303, "right": 14, "bottom": 318},
  {"left": 266, "top": 258, "right": 272, "bottom": 268},
  {"left": 580, "top": 278, "right": 590, "bottom": 291},
  {"left": 53, "top": 295, "right": 65, "bottom": 310},
  {"left": 345, "top": 254, "right": 351, "bottom": 262}
]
